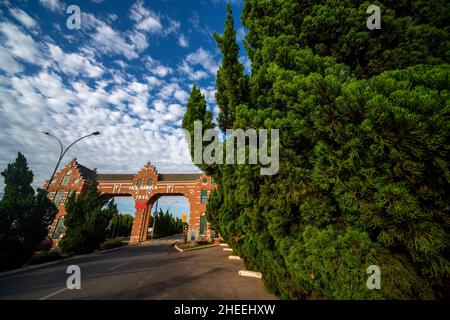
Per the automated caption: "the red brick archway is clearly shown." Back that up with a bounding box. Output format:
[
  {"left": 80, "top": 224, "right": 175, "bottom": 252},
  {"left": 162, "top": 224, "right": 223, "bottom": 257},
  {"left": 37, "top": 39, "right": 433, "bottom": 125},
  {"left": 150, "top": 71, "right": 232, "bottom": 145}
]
[{"left": 45, "top": 159, "right": 216, "bottom": 246}]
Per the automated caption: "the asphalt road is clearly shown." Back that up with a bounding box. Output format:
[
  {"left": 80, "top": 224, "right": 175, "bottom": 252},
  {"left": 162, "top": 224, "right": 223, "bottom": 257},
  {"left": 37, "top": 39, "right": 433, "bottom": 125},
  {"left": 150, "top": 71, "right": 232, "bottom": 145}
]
[{"left": 0, "top": 236, "right": 276, "bottom": 300}]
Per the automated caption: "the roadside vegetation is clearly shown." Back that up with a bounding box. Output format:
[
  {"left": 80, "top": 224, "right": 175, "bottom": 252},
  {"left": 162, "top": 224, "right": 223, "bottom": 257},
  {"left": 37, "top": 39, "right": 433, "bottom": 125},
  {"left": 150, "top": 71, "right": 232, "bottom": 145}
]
[
  {"left": 0, "top": 153, "right": 57, "bottom": 272},
  {"left": 150, "top": 209, "right": 184, "bottom": 239},
  {"left": 182, "top": 2, "right": 449, "bottom": 299},
  {"left": 0, "top": 154, "right": 131, "bottom": 271}
]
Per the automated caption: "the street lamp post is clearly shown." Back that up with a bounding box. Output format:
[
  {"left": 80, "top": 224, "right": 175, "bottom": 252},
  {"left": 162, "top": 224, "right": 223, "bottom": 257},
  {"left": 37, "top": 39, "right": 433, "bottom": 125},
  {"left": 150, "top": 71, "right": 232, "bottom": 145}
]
[
  {"left": 42, "top": 131, "right": 101, "bottom": 190},
  {"left": 150, "top": 200, "right": 158, "bottom": 239}
]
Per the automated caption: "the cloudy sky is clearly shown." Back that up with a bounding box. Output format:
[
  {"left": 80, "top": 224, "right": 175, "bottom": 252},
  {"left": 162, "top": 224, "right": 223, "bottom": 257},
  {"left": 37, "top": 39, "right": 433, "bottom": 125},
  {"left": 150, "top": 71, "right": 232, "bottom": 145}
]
[{"left": 0, "top": 0, "right": 248, "bottom": 216}]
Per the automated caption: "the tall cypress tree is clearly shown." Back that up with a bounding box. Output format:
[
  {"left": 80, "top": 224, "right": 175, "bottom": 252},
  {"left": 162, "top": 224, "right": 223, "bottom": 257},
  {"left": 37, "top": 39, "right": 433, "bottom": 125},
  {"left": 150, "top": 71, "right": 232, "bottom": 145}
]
[
  {"left": 214, "top": 4, "right": 249, "bottom": 131},
  {"left": 0, "top": 153, "right": 57, "bottom": 271}
]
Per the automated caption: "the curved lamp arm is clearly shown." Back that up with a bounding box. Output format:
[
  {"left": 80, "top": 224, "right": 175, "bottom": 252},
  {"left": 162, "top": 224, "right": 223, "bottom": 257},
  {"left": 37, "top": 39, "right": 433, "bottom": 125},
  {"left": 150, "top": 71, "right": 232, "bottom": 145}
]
[
  {"left": 61, "top": 131, "right": 100, "bottom": 160},
  {"left": 43, "top": 131, "right": 100, "bottom": 190}
]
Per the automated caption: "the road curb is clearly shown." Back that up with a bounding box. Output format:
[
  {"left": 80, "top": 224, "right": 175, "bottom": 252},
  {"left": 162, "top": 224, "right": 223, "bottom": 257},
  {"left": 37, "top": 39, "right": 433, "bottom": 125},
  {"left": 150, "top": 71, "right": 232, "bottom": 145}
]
[
  {"left": 174, "top": 242, "right": 184, "bottom": 252},
  {"left": 0, "top": 246, "right": 126, "bottom": 279},
  {"left": 238, "top": 270, "right": 262, "bottom": 279},
  {"left": 137, "top": 240, "right": 177, "bottom": 246},
  {"left": 174, "top": 241, "right": 219, "bottom": 252}
]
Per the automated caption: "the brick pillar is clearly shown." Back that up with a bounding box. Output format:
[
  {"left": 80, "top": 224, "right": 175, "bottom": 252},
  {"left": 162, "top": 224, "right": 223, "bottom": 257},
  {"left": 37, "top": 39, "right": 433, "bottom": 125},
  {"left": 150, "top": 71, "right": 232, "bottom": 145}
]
[
  {"left": 130, "top": 203, "right": 151, "bottom": 243},
  {"left": 140, "top": 203, "right": 152, "bottom": 241},
  {"left": 188, "top": 197, "right": 203, "bottom": 241}
]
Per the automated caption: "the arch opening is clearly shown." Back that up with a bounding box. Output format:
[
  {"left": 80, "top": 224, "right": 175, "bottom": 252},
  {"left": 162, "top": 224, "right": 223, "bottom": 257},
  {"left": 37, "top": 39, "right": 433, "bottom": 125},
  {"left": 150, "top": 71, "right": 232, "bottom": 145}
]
[{"left": 146, "top": 195, "right": 190, "bottom": 240}]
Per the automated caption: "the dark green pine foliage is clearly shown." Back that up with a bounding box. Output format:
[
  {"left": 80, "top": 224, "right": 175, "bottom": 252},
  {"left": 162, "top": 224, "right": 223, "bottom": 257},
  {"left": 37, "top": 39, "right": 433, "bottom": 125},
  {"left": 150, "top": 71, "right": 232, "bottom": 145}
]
[
  {"left": 0, "top": 153, "right": 57, "bottom": 271},
  {"left": 214, "top": 4, "right": 249, "bottom": 130},
  {"left": 59, "top": 178, "right": 117, "bottom": 255},
  {"left": 243, "top": 0, "right": 450, "bottom": 79},
  {"left": 183, "top": 0, "right": 450, "bottom": 299}
]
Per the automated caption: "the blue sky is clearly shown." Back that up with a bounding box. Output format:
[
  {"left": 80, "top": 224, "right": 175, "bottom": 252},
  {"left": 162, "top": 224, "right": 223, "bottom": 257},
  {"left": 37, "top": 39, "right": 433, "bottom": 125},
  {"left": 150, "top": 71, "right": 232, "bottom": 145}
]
[{"left": 0, "top": 0, "right": 248, "bottom": 218}]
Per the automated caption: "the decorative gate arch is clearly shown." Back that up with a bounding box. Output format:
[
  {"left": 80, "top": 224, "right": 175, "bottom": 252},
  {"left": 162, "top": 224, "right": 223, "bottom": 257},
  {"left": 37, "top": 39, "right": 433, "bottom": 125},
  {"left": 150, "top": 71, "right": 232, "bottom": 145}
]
[{"left": 45, "top": 159, "right": 216, "bottom": 246}]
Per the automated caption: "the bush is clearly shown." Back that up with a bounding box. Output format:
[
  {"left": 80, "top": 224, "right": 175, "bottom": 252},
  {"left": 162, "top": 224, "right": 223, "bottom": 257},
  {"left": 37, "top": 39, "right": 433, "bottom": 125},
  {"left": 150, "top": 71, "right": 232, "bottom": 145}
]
[
  {"left": 100, "top": 238, "right": 126, "bottom": 251},
  {"left": 59, "top": 178, "right": 117, "bottom": 255},
  {"left": 29, "top": 250, "right": 63, "bottom": 265}
]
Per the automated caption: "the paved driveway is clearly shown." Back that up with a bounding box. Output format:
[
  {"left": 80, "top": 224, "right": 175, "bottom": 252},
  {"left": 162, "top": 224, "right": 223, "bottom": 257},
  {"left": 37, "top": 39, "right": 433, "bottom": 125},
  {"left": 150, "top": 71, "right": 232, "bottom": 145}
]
[{"left": 0, "top": 242, "right": 276, "bottom": 300}]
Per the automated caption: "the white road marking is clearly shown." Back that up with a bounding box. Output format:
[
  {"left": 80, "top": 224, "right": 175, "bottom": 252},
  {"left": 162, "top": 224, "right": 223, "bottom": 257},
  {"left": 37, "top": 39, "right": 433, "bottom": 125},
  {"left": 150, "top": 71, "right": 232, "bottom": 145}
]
[
  {"left": 38, "top": 288, "right": 68, "bottom": 300},
  {"left": 109, "top": 261, "right": 129, "bottom": 271}
]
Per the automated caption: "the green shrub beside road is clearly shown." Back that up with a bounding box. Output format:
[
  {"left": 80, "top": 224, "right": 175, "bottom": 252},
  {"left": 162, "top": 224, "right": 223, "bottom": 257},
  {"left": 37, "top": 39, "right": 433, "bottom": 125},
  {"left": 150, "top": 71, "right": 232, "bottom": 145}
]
[
  {"left": 29, "top": 250, "right": 64, "bottom": 265},
  {"left": 100, "top": 238, "right": 126, "bottom": 251},
  {"left": 59, "top": 179, "right": 117, "bottom": 256}
]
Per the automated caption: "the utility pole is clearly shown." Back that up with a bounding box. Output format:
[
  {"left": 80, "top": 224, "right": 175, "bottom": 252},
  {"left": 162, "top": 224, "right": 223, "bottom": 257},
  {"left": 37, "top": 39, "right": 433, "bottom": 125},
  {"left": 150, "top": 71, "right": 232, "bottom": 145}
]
[{"left": 151, "top": 200, "right": 158, "bottom": 239}]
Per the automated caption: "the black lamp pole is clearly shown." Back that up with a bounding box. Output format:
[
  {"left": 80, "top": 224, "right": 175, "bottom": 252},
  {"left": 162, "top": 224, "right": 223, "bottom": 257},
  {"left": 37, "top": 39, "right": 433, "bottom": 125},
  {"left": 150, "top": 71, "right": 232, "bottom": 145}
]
[{"left": 42, "top": 131, "right": 101, "bottom": 190}]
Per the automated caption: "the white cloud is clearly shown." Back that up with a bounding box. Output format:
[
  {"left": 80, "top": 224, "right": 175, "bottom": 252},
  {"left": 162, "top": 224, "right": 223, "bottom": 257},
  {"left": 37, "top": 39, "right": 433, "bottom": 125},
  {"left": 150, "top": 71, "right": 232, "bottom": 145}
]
[
  {"left": 38, "top": 0, "right": 65, "bottom": 12},
  {"left": 178, "top": 48, "right": 219, "bottom": 80},
  {"left": 0, "top": 22, "right": 41, "bottom": 64},
  {"left": 93, "top": 25, "right": 142, "bottom": 59},
  {"left": 82, "top": 13, "right": 149, "bottom": 60},
  {"left": 9, "top": 8, "right": 38, "bottom": 30},
  {"left": 144, "top": 56, "right": 172, "bottom": 78},
  {"left": 154, "top": 65, "right": 172, "bottom": 77},
  {"left": 165, "top": 19, "right": 180, "bottom": 35},
  {"left": 128, "top": 30, "right": 149, "bottom": 51},
  {"left": 0, "top": 21, "right": 42, "bottom": 74},
  {"left": 128, "top": 81, "right": 148, "bottom": 95},
  {"left": 130, "top": 0, "right": 163, "bottom": 33},
  {"left": 113, "top": 60, "right": 128, "bottom": 69},
  {"left": 174, "top": 89, "right": 189, "bottom": 103},
  {"left": 179, "top": 60, "right": 209, "bottom": 81},
  {"left": 203, "top": 86, "right": 216, "bottom": 102},
  {"left": 178, "top": 34, "right": 189, "bottom": 48},
  {"left": 47, "top": 43, "right": 104, "bottom": 78},
  {"left": 0, "top": 4, "right": 204, "bottom": 195},
  {"left": 185, "top": 48, "right": 219, "bottom": 75},
  {"left": 0, "top": 48, "right": 24, "bottom": 74},
  {"left": 146, "top": 76, "right": 162, "bottom": 87}
]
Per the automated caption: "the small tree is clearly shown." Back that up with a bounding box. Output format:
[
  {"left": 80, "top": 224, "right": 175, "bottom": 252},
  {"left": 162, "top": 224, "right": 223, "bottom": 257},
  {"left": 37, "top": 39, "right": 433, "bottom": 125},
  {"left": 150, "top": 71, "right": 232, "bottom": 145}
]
[
  {"left": 59, "top": 178, "right": 116, "bottom": 255},
  {"left": 0, "top": 152, "right": 57, "bottom": 271}
]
